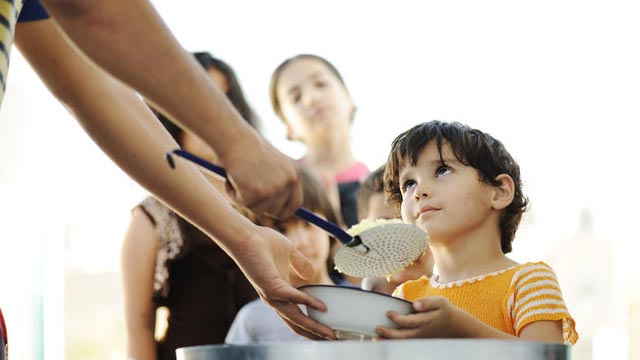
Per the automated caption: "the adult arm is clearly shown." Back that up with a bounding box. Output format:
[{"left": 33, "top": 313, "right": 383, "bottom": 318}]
[
  {"left": 14, "top": 19, "right": 334, "bottom": 340},
  {"left": 38, "top": 0, "right": 302, "bottom": 218},
  {"left": 121, "top": 208, "right": 159, "bottom": 360}
]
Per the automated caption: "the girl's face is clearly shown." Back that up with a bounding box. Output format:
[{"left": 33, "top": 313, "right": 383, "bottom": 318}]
[
  {"left": 279, "top": 216, "right": 331, "bottom": 283},
  {"left": 275, "top": 58, "right": 355, "bottom": 143}
]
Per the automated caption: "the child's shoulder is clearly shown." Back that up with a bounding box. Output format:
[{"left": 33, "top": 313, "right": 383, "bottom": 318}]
[
  {"left": 509, "top": 261, "right": 562, "bottom": 290},
  {"left": 511, "top": 261, "right": 558, "bottom": 278}
]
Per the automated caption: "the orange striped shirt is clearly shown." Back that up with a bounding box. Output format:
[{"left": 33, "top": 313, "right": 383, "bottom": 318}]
[{"left": 393, "top": 262, "right": 578, "bottom": 344}]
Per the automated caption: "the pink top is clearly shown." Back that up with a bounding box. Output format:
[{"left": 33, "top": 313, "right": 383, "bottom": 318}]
[{"left": 298, "top": 158, "right": 369, "bottom": 184}]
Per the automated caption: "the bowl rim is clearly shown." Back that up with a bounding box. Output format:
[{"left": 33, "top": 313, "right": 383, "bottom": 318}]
[{"left": 297, "top": 284, "right": 413, "bottom": 305}]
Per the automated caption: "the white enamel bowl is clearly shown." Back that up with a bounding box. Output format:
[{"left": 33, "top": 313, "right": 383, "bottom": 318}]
[{"left": 299, "top": 284, "right": 415, "bottom": 340}]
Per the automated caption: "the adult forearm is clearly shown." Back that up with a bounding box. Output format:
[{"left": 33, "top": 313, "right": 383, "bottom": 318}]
[
  {"left": 14, "top": 19, "right": 257, "bottom": 253},
  {"left": 39, "top": 0, "right": 257, "bottom": 159}
]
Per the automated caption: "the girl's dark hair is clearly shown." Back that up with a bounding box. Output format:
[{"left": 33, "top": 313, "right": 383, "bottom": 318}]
[
  {"left": 152, "top": 52, "right": 259, "bottom": 145},
  {"left": 269, "top": 54, "right": 355, "bottom": 123},
  {"left": 357, "top": 165, "right": 387, "bottom": 219},
  {"left": 384, "top": 120, "right": 529, "bottom": 253}
]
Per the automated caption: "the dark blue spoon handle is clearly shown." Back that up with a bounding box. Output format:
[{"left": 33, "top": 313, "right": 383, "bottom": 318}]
[{"left": 167, "top": 149, "right": 355, "bottom": 245}]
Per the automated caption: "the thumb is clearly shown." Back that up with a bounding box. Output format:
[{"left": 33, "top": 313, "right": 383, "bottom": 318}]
[
  {"left": 413, "top": 295, "right": 446, "bottom": 312},
  {"left": 290, "top": 247, "right": 314, "bottom": 280}
]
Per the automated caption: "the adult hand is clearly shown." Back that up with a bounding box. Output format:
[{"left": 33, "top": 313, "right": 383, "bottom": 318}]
[
  {"left": 231, "top": 225, "right": 336, "bottom": 340},
  {"left": 375, "top": 296, "right": 468, "bottom": 339},
  {"left": 219, "top": 133, "right": 303, "bottom": 219}
]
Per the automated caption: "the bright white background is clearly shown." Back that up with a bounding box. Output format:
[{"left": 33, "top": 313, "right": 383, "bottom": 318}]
[{"left": 0, "top": 0, "right": 638, "bottom": 359}]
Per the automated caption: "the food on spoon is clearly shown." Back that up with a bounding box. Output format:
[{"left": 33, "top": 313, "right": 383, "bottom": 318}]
[
  {"left": 345, "top": 218, "right": 405, "bottom": 237},
  {"left": 333, "top": 218, "right": 429, "bottom": 278}
]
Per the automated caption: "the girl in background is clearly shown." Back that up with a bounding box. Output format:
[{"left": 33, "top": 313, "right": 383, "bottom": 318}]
[{"left": 270, "top": 54, "right": 369, "bottom": 286}]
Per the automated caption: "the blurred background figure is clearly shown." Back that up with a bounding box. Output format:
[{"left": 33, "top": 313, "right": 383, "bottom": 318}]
[
  {"left": 270, "top": 54, "right": 369, "bottom": 287},
  {"left": 270, "top": 54, "right": 369, "bottom": 228},
  {"left": 225, "top": 169, "right": 343, "bottom": 344},
  {"left": 357, "top": 165, "right": 434, "bottom": 295},
  {"left": 121, "top": 52, "right": 260, "bottom": 360}
]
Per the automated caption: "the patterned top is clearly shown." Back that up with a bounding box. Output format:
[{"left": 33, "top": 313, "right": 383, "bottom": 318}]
[
  {"left": 393, "top": 262, "right": 578, "bottom": 344},
  {"left": 137, "top": 197, "right": 258, "bottom": 356},
  {"left": 1, "top": 0, "right": 49, "bottom": 103},
  {"left": 139, "top": 197, "right": 185, "bottom": 298}
]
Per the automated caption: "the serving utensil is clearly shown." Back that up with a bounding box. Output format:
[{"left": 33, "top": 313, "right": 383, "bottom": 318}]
[{"left": 166, "top": 149, "right": 428, "bottom": 277}]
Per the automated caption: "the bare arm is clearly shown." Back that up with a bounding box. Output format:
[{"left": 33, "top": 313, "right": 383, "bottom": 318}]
[
  {"left": 38, "top": 0, "right": 302, "bottom": 217},
  {"left": 14, "top": 19, "right": 334, "bottom": 340},
  {"left": 121, "top": 209, "right": 158, "bottom": 360}
]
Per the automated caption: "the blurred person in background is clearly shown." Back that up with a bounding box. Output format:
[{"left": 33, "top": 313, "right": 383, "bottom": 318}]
[{"left": 270, "top": 54, "right": 369, "bottom": 286}]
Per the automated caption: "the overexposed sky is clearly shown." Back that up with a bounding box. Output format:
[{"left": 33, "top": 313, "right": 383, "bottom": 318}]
[{"left": 1, "top": 0, "right": 638, "bottom": 267}]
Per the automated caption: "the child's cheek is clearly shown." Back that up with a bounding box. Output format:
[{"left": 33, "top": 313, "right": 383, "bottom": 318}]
[{"left": 400, "top": 201, "right": 414, "bottom": 224}]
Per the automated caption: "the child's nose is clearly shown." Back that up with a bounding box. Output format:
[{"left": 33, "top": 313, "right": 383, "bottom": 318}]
[
  {"left": 301, "top": 88, "right": 320, "bottom": 107},
  {"left": 413, "top": 183, "right": 431, "bottom": 200}
]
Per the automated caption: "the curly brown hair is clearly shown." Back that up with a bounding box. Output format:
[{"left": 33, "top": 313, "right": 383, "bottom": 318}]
[{"left": 384, "top": 120, "right": 528, "bottom": 253}]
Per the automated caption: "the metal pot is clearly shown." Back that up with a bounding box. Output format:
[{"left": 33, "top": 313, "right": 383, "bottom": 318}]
[{"left": 176, "top": 339, "right": 571, "bottom": 360}]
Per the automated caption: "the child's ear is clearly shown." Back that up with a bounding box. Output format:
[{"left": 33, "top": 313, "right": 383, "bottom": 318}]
[{"left": 491, "top": 174, "right": 515, "bottom": 210}]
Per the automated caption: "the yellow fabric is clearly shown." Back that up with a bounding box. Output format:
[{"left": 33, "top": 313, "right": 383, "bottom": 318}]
[
  {"left": 394, "top": 261, "right": 578, "bottom": 344},
  {"left": 0, "top": 0, "right": 23, "bottom": 102}
]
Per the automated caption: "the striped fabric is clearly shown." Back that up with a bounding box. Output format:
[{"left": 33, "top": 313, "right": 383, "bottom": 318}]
[
  {"left": 393, "top": 261, "right": 578, "bottom": 344},
  {"left": 0, "top": 0, "right": 22, "bottom": 103}
]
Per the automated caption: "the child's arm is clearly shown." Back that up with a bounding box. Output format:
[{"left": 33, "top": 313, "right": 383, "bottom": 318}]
[
  {"left": 376, "top": 296, "right": 563, "bottom": 342},
  {"left": 121, "top": 208, "right": 159, "bottom": 360}
]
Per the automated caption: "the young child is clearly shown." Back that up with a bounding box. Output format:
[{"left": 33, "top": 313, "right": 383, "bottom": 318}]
[
  {"left": 358, "top": 165, "right": 435, "bottom": 295},
  {"left": 377, "top": 120, "right": 578, "bottom": 344},
  {"left": 225, "top": 170, "right": 342, "bottom": 344}
]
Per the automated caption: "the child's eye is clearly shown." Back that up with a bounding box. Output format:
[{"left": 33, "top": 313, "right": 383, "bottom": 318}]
[
  {"left": 436, "top": 165, "right": 452, "bottom": 177},
  {"left": 401, "top": 179, "right": 416, "bottom": 192},
  {"left": 314, "top": 80, "right": 327, "bottom": 88}
]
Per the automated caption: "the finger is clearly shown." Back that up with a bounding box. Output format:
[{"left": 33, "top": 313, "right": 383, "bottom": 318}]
[
  {"left": 224, "top": 181, "right": 237, "bottom": 200},
  {"left": 375, "top": 325, "right": 416, "bottom": 339},
  {"left": 387, "top": 311, "right": 426, "bottom": 329},
  {"left": 413, "top": 296, "right": 446, "bottom": 312},
  {"left": 279, "top": 175, "right": 303, "bottom": 219},
  {"left": 266, "top": 284, "right": 327, "bottom": 312},
  {"left": 271, "top": 301, "right": 335, "bottom": 340},
  {"left": 281, "top": 316, "right": 327, "bottom": 341},
  {"left": 246, "top": 190, "right": 289, "bottom": 218},
  {"left": 290, "top": 247, "right": 314, "bottom": 280}
]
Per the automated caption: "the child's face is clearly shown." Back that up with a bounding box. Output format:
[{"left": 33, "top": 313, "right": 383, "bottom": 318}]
[
  {"left": 279, "top": 216, "right": 331, "bottom": 282},
  {"left": 398, "top": 142, "right": 496, "bottom": 242},
  {"left": 366, "top": 193, "right": 400, "bottom": 221},
  {"left": 275, "top": 58, "right": 354, "bottom": 143}
]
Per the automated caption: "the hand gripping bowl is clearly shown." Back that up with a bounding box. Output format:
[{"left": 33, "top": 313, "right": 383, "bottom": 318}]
[{"left": 298, "top": 284, "right": 415, "bottom": 340}]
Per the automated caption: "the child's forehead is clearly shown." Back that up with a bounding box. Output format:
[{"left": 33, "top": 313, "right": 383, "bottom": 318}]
[{"left": 399, "top": 141, "right": 453, "bottom": 168}]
